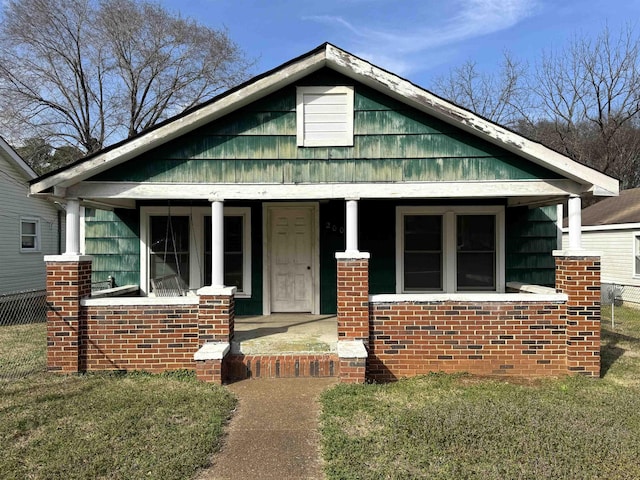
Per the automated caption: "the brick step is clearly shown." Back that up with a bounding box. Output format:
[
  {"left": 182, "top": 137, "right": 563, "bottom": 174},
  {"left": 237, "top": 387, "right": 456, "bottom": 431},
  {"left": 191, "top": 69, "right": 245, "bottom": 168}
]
[{"left": 224, "top": 353, "right": 339, "bottom": 381}]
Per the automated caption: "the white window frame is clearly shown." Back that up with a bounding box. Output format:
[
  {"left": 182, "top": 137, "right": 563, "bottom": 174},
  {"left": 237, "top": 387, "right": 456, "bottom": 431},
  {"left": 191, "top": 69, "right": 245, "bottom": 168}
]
[
  {"left": 140, "top": 206, "right": 251, "bottom": 297},
  {"left": 20, "top": 217, "right": 40, "bottom": 252},
  {"left": 634, "top": 232, "right": 640, "bottom": 278},
  {"left": 396, "top": 206, "right": 505, "bottom": 293},
  {"left": 296, "top": 85, "right": 354, "bottom": 147}
]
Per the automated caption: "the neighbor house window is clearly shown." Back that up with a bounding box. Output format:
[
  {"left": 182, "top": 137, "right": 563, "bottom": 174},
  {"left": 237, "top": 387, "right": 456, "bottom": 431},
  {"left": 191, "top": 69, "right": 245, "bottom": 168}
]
[
  {"left": 396, "top": 206, "right": 504, "bottom": 293},
  {"left": 20, "top": 217, "right": 40, "bottom": 252},
  {"left": 141, "top": 206, "right": 251, "bottom": 296},
  {"left": 296, "top": 86, "right": 354, "bottom": 147}
]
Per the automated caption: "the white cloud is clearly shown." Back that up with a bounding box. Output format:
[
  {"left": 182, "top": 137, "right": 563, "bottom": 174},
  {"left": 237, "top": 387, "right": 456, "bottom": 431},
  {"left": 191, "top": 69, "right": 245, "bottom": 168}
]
[{"left": 304, "top": 0, "right": 539, "bottom": 75}]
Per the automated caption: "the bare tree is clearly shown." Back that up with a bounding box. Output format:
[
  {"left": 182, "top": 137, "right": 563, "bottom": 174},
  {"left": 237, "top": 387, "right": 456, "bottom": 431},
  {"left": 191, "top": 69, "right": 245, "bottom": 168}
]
[
  {"left": 433, "top": 51, "right": 529, "bottom": 128},
  {"left": 528, "top": 25, "right": 640, "bottom": 188},
  {"left": 0, "top": 0, "right": 251, "bottom": 155}
]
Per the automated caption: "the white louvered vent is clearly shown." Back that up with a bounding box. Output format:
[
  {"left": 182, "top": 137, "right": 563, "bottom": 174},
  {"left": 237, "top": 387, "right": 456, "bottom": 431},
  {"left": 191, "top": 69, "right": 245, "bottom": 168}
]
[{"left": 296, "top": 86, "right": 354, "bottom": 147}]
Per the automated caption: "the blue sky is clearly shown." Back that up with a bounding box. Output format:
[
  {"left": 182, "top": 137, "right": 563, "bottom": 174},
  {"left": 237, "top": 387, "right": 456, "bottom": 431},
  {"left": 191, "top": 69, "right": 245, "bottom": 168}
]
[{"left": 160, "top": 0, "right": 640, "bottom": 87}]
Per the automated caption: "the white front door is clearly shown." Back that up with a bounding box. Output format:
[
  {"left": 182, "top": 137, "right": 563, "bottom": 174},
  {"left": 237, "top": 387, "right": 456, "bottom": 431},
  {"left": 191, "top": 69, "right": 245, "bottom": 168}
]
[{"left": 269, "top": 206, "right": 314, "bottom": 312}]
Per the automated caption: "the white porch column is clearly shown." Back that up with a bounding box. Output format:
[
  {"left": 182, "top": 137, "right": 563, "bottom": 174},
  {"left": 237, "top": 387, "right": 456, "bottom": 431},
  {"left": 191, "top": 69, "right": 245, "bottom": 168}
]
[
  {"left": 210, "top": 199, "right": 225, "bottom": 287},
  {"left": 65, "top": 198, "right": 81, "bottom": 255},
  {"left": 345, "top": 198, "right": 359, "bottom": 253},
  {"left": 568, "top": 195, "right": 582, "bottom": 250}
]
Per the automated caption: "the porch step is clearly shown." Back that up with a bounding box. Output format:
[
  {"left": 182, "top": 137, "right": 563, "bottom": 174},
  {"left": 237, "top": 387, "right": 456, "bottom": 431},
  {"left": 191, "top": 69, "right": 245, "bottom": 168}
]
[{"left": 225, "top": 353, "right": 339, "bottom": 381}]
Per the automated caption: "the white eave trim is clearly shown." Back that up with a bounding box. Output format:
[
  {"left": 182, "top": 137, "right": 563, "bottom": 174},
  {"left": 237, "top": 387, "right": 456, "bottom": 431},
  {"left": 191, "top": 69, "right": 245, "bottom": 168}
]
[
  {"left": 30, "top": 43, "right": 619, "bottom": 197},
  {"left": 561, "top": 223, "right": 640, "bottom": 233},
  {"left": 0, "top": 136, "right": 37, "bottom": 179}
]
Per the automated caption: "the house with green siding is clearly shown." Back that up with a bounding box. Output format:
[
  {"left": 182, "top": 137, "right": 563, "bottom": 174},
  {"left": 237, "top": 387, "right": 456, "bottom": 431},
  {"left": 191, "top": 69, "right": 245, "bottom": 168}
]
[{"left": 30, "top": 44, "right": 618, "bottom": 383}]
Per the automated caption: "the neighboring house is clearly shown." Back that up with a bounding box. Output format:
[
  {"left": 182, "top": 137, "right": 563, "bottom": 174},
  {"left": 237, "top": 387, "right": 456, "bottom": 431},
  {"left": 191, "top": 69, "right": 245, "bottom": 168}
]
[
  {"left": 0, "top": 136, "right": 63, "bottom": 295},
  {"left": 562, "top": 188, "right": 640, "bottom": 306},
  {"left": 30, "top": 44, "right": 618, "bottom": 383}
]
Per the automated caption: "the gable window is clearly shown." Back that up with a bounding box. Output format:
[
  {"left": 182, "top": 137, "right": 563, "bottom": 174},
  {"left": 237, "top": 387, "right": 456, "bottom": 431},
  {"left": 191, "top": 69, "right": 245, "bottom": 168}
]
[
  {"left": 141, "top": 207, "right": 251, "bottom": 297},
  {"left": 20, "top": 217, "right": 40, "bottom": 252},
  {"left": 296, "top": 86, "right": 354, "bottom": 147},
  {"left": 396, "top": 206, "right": 505, "bottom": 293}
]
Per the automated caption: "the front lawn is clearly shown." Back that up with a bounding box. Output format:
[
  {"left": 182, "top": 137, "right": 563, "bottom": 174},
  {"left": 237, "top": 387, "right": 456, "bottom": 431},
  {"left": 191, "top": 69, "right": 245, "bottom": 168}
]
[
  {"left": 320, "top": 312, "right": 640, "bottom": 479},
  {"left": 0, "top": 370, "right": 235, "bottom": 479}
]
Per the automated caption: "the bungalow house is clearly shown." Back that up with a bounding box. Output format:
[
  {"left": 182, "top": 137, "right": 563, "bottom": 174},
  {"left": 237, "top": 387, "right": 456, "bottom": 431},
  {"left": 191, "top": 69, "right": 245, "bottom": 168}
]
[
  {"left": 562, "top": 188, "right": 640, "bottom": 307},
  {"left": 30, "top": 44, "right": 618, "bottom": 383},
  {"left": 0, "top": 136, "right": 63, "bottom": 295}
]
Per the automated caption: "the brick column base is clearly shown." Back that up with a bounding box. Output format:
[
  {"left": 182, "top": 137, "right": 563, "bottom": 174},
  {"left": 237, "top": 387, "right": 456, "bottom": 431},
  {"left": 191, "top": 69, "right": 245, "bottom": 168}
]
[
  {"left": 338, "top": 340, "right": 368, "bottom": 384},
  {"left": 195, "top": 359, "right": 224, "bottom": 384},
  {"left": 45, "top": 255, "right": 92, "bottom": 374},
  {"left": 194, "top": 342, "right": 230, "bottom": 384},
  {"left": 335, "top": 252, "right": 370, "bottom": 345},
  {"left": 197, "top": 286, "right": 236, "bottom": 344},
  {"left": 554, "top": 252, "right": 601, "bottom": 377}
]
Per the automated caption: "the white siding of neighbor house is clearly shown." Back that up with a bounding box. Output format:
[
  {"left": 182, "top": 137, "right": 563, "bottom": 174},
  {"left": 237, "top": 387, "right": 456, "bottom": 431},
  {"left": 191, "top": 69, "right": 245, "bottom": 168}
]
[
  {"left": 0, "top": 152, "right": 63, "bottom": 294},
  {"left": 563, "top": 229, "right": 639, "bottom": 285},
  {"left": 562, "top": 228, "right": 640, "bottom": 305}
]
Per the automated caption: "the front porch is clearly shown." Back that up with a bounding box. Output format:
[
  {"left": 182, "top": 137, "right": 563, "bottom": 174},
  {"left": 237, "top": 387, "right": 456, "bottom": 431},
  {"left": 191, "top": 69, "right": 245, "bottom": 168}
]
[{"left": 233, "top": 314, "right": 338, "bottom": 354}]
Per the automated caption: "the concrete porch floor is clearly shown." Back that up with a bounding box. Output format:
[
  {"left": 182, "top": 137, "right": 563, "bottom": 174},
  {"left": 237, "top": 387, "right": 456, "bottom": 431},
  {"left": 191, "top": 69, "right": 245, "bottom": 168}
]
[{"left": 231, "top": 314, "right": 338, "bottom": 354}]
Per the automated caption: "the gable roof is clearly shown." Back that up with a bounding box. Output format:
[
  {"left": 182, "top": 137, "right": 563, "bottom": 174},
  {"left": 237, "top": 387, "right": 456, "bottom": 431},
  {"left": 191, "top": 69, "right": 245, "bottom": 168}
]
[
  {"left": 574, "top": 187, "right": 640, "bottom": 227},
  {"left": 0, "top": 136, "right": 37, "bottom": 180},
  {"left": 29, "top": 43, "right": 618, "bottom": 197}
]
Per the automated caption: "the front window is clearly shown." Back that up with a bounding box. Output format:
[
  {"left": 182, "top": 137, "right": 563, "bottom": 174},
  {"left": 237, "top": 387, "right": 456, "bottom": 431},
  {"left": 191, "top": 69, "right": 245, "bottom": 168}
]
[
  {"left": 457, "top": 215, "right": 496, "bottom": 290},
  {"left": 20, "top": 218, "right": 40, "bottom": 252},
  {"left": 397, "top": 206, "right": 504, "bottom": 293},
  {"left": 204, "top": 215, "right": 245, "bottom": 291},
  {"left": 149, "top": 215, "right": 190, "bottom": 290},
  {"left": 141, "top": 206, "right": 251, "bottom": 296}
]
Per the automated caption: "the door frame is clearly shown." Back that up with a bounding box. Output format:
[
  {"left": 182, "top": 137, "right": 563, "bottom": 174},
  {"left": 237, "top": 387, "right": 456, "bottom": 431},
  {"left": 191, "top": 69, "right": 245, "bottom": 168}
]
[{"left": 262, "top": 202, "right": 320, "bottom": 315}]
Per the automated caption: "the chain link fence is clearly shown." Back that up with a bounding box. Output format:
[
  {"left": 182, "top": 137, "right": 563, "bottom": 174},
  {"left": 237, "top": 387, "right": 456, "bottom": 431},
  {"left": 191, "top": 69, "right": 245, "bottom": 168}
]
[
  {"left": 0, "top": 289, "right": 47, "bottom": 380},
  {"left": 601, "top": 283, "right": 640, "bottom": 328}
]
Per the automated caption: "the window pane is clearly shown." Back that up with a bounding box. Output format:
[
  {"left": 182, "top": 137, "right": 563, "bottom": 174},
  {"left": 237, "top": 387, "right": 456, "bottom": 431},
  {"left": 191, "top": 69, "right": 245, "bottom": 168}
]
[
  {"left": 150, "top": 216, "right": 189, "bottom": 290},
  {"left": 21, "top": 235, "right": 35, "bottom": 249},
  {"left": 204, "top": 215, "right": 244, "bottom": 291},
  {"left": 21, "top": 221, "right": 36, "bottom": 235},
  {"left": 457, "top": 215, "right": 495, "bottom": 290},
  {"left": 404, "top": 215, "right": 442, "bottom": 290}
]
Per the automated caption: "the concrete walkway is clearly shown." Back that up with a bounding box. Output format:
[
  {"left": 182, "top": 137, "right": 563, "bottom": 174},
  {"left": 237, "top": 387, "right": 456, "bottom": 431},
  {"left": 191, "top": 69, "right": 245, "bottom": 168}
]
[{"left": 198, "top": 377, "right": 337, "bottom": 480}]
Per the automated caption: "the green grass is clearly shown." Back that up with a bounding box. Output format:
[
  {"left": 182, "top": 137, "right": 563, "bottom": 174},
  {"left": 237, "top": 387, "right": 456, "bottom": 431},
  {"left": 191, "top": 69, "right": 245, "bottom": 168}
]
[
  {"left": 320, "top": 312, "right": 640, "bottom": 479},
  {"left": 0, "top": 368, "right": 235, "bottom": 479},
  {"left": 0, "top": 322, "right": 46, "bottom": 378}
]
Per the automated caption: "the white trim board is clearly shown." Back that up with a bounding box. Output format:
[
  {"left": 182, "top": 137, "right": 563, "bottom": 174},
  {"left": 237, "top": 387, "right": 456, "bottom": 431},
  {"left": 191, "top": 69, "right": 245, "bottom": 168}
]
[
  {"left": 68, "top": 179, "right": 582, "bottom": 202},
  {"left": 562, "top": 223, "right": 640, "bottom": 233}
]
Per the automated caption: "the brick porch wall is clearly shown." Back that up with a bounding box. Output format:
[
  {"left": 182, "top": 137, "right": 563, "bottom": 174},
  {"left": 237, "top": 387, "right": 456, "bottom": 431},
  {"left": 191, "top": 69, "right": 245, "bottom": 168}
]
[
  {"left": 368, "top": 301, "right": 568, "bottom": 381},
  {"left": 80, "top": 303, "right": 200, "bottom": 372}
]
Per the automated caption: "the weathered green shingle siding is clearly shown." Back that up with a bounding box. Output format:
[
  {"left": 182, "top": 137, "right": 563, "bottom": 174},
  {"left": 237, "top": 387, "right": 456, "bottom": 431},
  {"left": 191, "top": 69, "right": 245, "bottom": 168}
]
[
  {"left": 90, "top": 68, "right": 561, "bottom": 184},
  {"left": 84, "top": 209, "right": 140, "bottom": 287},
  {"left": 505, "top": 206, "right": 558, "bottom": 287}
]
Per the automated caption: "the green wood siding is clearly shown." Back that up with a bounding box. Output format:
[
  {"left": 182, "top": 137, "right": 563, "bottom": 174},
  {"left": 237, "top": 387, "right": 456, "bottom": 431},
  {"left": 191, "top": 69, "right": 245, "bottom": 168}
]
[
  {"left": 90, "top": 68, "right": 562, "bottom": 184},
  {"left": 84, "top": 209, "right": 140, "bottom": 287},
  {"left": 505, "top": 206, "right": 558, "bottom": 287}
]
